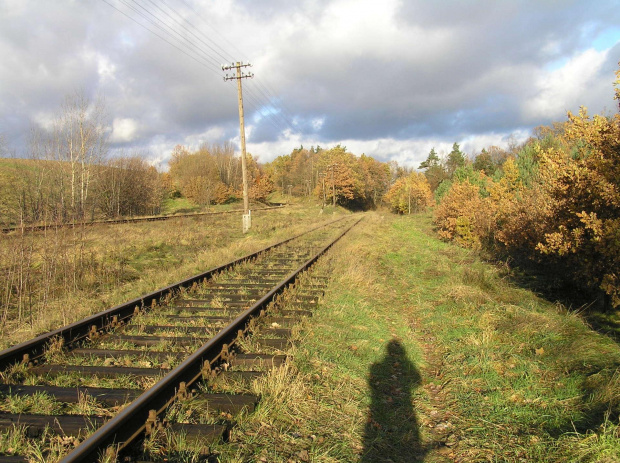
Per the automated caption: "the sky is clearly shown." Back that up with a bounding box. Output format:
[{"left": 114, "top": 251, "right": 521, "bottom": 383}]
[{"left": 0, "top": 0, "right": 619, "bottom": 170}]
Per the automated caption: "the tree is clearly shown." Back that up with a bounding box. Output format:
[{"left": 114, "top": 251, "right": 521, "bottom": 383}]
[
  {"left": 446, "top": 142, "right": 466, "bottom": 176},
  {"left": 418, "top": 147, "right": 440, "bottom": 170},
  {"left": 53, "top": 91, "right": 108, "bottom": 219},
  {"left": 384, "top": 172, "right": 433, "bottom": 214},
  {"left": 419, "top": 147, "right": 447, "bottom": 191},
  {"left": 22, "top": 91, "right": 109, "bottom": 223},
  {"left": 433, "top": 180, "right": 487, "bottom": 248},
  {"left": 473, "top": 149, "right": 496, "bottom": 176},
  {"left": 317, "top": 145, "right": 365, "bottom": 208},
  {"left": 249, "top": 171, "right": 274, "bottom": 202},
  {"left": 95, "top": 154, "right": 163, "bottom": 217},
  {"left": 359, "top": 154, "right": 391, "bottom": 208},
  {"left": 431, "top": 63, "right": 620, "bottom": 308},
  {"left": 168, "top": 144, "right": 228, "bottom": 207}
]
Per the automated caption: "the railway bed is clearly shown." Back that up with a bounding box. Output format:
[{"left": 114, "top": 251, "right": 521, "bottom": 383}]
[{"left": 0, "top": 216, "right": 361, "bottom": 462}]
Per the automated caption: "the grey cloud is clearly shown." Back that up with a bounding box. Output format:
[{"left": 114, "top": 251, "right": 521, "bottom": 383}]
[{"left": 1, "top": 0, "right": 619, "bottom": 166}]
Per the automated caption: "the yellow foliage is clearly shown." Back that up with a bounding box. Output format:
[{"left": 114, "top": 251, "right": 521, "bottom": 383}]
[{"left": 384, "top": 172, "right": 433, "bottom": 214}]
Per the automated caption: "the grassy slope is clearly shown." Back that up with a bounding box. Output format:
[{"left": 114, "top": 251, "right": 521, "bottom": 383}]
[{"left": 214, "top": 211, "right": 620, "bottom": 462}]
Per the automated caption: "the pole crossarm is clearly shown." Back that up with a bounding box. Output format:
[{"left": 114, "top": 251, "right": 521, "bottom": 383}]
[{"left": 222, "top": 62, "right": 254, "bottom": 81}]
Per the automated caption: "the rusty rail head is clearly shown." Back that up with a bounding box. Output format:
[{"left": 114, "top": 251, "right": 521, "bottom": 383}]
[
  {"left": 58, "top": 216, "right": 362, "bottom": 463},
  {"left": 0, "top": 216, "right": 349, "bottom": 371}
]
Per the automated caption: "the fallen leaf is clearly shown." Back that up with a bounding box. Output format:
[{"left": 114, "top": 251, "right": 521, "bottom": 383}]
[{"left": 535, "top": 347, "right": 545, "bottom": 356}]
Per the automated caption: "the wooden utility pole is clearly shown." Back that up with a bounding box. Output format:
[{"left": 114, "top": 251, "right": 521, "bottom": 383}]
[
  {"left": 223, "top": 61, "right": 253, "bottom": 232},
  {"left": 318, "top": 172, "right": 326, "bottom": 208},
  {"left": 327, "top": 163, "right": 338, "bottom": 207}
]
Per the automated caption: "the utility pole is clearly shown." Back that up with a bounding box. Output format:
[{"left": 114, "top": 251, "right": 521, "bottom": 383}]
[
  {"left": 318, "top": 172, "right": 326, "bottom": 208},
  {"left": 223, "top": 61, "right": 253, "bottom": 232},
  {"left": 327, "top": 163, "right": 338, "bottom": 207}
]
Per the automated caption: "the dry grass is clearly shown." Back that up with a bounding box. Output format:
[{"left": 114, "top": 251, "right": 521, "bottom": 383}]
[{"left": 0, "top": 205, "right": 347, "bottom": 348}]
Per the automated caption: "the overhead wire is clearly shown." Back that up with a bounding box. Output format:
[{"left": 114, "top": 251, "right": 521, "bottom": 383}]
[
  {"left": 103, "top": 0, "right": 301, "bottom": 138},
  {"left": 101, "top": 0, "right": 222, "bottom": 77},
  {"left": 155, "top": 0, "right": 300, "bottom": 135},
  {"left": 121, "top": 0, "right": 222, "bottom": 70}
]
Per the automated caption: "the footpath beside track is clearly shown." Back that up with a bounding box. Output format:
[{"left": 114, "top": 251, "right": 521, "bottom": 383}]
[{"left": 0, "top": 216, "right": 361, "bottom": 462}]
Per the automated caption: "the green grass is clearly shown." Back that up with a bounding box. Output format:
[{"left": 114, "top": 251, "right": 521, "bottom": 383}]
[
  {"left": 208, "top": 211, "right": 620, "bottom": 462},
  {"left": 160, "top": 197, "right": 202, "bottom": 215}
]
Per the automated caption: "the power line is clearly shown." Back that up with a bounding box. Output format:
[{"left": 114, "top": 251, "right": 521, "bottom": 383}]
[
  {"left": 121, "top": 0, "right": 222, "bottom": 69},
  {"left": 144, "top": 0, "right": 231, "bottom": 64},
  {"left": 147, "top": 0, "right": 299, "bottom": 134},
  {"left": 103, "top": 0, "right": 221, "bottom": 76},
  {"left": 102, "top": 0, "right": 301, "bottom": 138}
]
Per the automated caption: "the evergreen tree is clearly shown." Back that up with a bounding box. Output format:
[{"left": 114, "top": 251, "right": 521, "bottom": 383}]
[{"left": 446, "top": 142, "right": 466, "bottom": 176}]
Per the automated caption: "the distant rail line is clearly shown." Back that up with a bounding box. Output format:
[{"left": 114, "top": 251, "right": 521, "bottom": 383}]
[
  {"left": 0, "top": 204, "right": 286, "bottom": 234},
  {"left": 0, "top": 215, "right": 361, "bottom": 462}
]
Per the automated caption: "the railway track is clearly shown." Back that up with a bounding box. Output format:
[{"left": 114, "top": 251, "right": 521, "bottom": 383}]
[
  {"left": 0, "top": 204, "right": 285, "bottom": 234},
  {"left": 0, "top": 216, "right": 361, "bottom": 462}
]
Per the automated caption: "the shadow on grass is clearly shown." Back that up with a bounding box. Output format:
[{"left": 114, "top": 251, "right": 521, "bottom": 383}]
[
  {"left": 362, "top": 339, "right": 426, "bottom": 463},
  {"left": 498, "top": 260, "right": 620, "bottom": 344}
]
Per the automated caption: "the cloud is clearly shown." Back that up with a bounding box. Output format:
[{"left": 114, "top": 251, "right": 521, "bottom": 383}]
[
  {"left": 0, "top": 0, "right": 619, "bottom": 168},
  {"left": 523, "top": 48, "right": 613, "bottom": 121},
  {"left": 110, "top": 118, "right": 140, "bottom": 143}
]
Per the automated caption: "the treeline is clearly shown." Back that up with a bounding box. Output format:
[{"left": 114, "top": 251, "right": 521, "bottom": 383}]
[
  {"left": 0, "top": 93, "right": 163, "bottom": 226},
  {"left": 429, "top": 68, "right": 620, "bottom": 309},
  {"left": 0, "top": 93, "right": 278, "bottom": 227},
  {"left": 265, "top": 145, "right": 401, "bottom": 210},
  {"left": 166, "top": 143, "right": 274, "bottom": 206}
]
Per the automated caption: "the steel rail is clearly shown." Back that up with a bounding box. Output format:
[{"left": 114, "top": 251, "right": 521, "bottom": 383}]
[
  {"left": 0, "top": 204, "right": 285, "bottom": 234},
  {"left": 60, "top": 216, "right": 362, "bottom": 462},
  {"left": 0, "top": 216, "right": 348, "bottom": 370}
]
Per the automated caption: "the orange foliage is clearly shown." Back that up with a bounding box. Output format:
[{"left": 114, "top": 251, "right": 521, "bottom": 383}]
[
  {"left": 434, "top": 181, "right": 487, "bottom": 248},
  {"left": 434, "top": 64, "right": 620, "bottom": 307}
]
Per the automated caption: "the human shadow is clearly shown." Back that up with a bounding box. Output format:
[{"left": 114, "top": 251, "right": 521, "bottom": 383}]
[{"left": 362, "top": 339, "right": 426, "bottom": 462}]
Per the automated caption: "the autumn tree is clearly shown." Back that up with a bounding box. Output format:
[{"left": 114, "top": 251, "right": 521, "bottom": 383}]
[
  {"left": 432, "top": 64, "right": 620, "bottom": 308},
  {"left": 265, "top": 154, "right": 291, "bottom": 194},
  {"left": 168, "top": 144, "right": 229, "bottom": 206},
  {"left": 95, "top": 154, "right": 163, "bottom": 217},
  {"left": 266, "top": 145, "right": 393, "bottom": 210},
  {"left": 473, "top": 149, "right": 496, "bottom": 176},
  {"left": 535, "top": 107, "right": 620, "bottom": 307},
  {"left": 316, "top": 145, "right": 365, "bottom": 208},
  {"left": 249, "top": 171, "right": 275, "bottom": 202},
  {"left": 384, "top": 172, "right": 433, "bottom": 214},
  {"left": 359, "top": 154, "right": 391, "bottom": 208}
]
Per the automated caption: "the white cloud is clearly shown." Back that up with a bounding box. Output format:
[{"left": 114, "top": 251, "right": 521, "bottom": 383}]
[
  {"left": 524, "top": 48, "right": 610, "bottom": 120},
  {"left": 32, "top": 111, "right": 55, "bottom": 132},
  {"left": 110, "top": 118, "right": 139, "bottom": 143}
]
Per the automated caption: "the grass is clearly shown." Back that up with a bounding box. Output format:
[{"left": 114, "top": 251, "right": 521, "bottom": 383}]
[
  {"left": 207, "top": 211, "right": 620, "bottom": 462},
  {"left": 2, "top": 207, "right": 618, "bottom": 461},
  {"left": 0, "top": 204, "right": 350, "bottom": 348}
]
